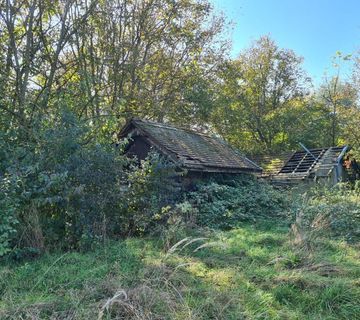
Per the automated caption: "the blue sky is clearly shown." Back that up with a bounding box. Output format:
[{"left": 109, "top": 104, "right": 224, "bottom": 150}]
[{"left": 210, "top": 0, "right": 360, "bottom": 85}]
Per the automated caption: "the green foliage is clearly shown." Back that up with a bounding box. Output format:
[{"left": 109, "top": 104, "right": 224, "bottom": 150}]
[
  {"left": 1, "top": 113, "right": 192, "bottom": 255},
  {"left": 213, "top": 36, "right": 311, "bottom": 155},
  {"left": 292, "top": 184, "right": 360, "bottom": 243},
  {"left": 0, "top": 178, "right": 19, "bottom": 256},
  {"left": 185, "top": 176, "right": 289, "bottom": 229},
  {"left": 339, "top": 105, "right": 360, "bottom": 158},
  {"left": 124, "top": 152, "right": 184, "bottom": 235},
  {"left": 0, "top": 110, "right": 129, "bottom": 253},
  {"left": 0, "top": 0, "right": 227, "bottom": 128}
]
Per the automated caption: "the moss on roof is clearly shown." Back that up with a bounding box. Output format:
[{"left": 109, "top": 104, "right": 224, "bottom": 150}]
[{"left": 120, "top": 119, "right": 262, "bottom": 173}]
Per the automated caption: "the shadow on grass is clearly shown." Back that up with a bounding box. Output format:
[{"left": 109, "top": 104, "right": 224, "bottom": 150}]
[
  {"left": 0, "top": 240, "right": 148, "bottom": 319},
  {"left": 1, "top": 225, "right": 359, "bottom": 320}
]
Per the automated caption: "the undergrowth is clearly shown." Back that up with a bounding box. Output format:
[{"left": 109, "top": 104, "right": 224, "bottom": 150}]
[
  {"left": 291, "top": 184, "right": 360, "bottom": 244},
  {"left": 185, "top": 176, "right": 288, "bottom": 229},
  {"left": 1, "top": 222, "right": 359, "bottom": 320}
]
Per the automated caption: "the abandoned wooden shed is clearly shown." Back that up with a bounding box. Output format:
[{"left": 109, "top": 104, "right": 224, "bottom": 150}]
[
  {"left": 119, "top": 118, "right": 262, "bottom": 179},
  {"left": 254, "top": 146, "right": 355, "bottom": 186}
]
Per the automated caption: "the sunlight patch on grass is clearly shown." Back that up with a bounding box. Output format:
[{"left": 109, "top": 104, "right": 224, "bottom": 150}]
[{"left": 1, "top": 224, "right": 360, "bottom": 319}]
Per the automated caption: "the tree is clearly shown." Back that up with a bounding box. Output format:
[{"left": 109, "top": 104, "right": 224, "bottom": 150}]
[
  {"left": 0, "top": 0, "right": 228, "bottom": 136},
  {"left": 315, "top": 52, "right": 356, "bottom": 146},
  {"left": 335, "top": 51, "right": 360, "bottom": 157},
  {"left": 212, "top": 36, "right": 311, "bottom": 155}
]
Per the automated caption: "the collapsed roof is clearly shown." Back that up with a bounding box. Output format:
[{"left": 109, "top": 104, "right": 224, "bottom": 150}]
[
  {"left": 264, "top": 146, "right": 349, "bottom": 183},
  {"left": 119, "top": 118, "right": 262, "bottom": 174}
]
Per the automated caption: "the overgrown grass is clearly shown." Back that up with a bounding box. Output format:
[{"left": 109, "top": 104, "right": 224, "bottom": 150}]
[{"left": 1, "top": 222, "right": 359, "bottom": 319}]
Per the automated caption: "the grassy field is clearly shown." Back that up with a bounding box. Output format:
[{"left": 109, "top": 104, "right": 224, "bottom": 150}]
[{"left": 1, "top": 222, "right": 359, "bottom": 320}]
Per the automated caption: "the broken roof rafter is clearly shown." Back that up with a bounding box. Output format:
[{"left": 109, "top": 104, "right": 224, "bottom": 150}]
[{"left": 277, "top": 146, "right": 348, "bottom": 177}]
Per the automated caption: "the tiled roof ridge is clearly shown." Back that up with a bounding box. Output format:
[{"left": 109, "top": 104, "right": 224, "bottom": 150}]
[{"left": 132, "top": 118, "right": 217, "bottom": 139}]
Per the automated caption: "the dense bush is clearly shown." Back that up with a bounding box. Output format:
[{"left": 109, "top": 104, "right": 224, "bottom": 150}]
[
  {"left": 0, "top": 179, "right": 19, "bottom": 256},
  {"left": 0, "top": 111, "right": 187, "bottom": 256},
  {"left": 123, "top": 152, "right": 183, "bottom": 235},
  {"left": 292, "top": 184, "right": 360, "bottom": 243},
  {"left": 183, "top": 176, "right": 289, "bottom": 229},
  {"left": 0, "top": 111, "right": 131, "bottom": 254}
]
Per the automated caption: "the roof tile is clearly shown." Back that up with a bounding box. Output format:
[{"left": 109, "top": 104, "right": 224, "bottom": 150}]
[{"left": 120, "top": 119, "right": 262, "bottom": 173}]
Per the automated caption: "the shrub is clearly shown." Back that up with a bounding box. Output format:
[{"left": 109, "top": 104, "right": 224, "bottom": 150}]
[
  {"left": 1, "top": 115, "right": 189, "bottom": 255},
  {"left": 184, "top": 175, "right": 289, "bottom": 229},
  {"left": 0, "top": 177, "right": 19, "bottom": 256},
  {"left": 0, "top": 111, "right": 130, "bottom": 253},
  {"left": 291, "top": 184, "right": 360, "bottom": 244},
  {"left": 124, "top": 152, "right": 184, "bottom": 235}
]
